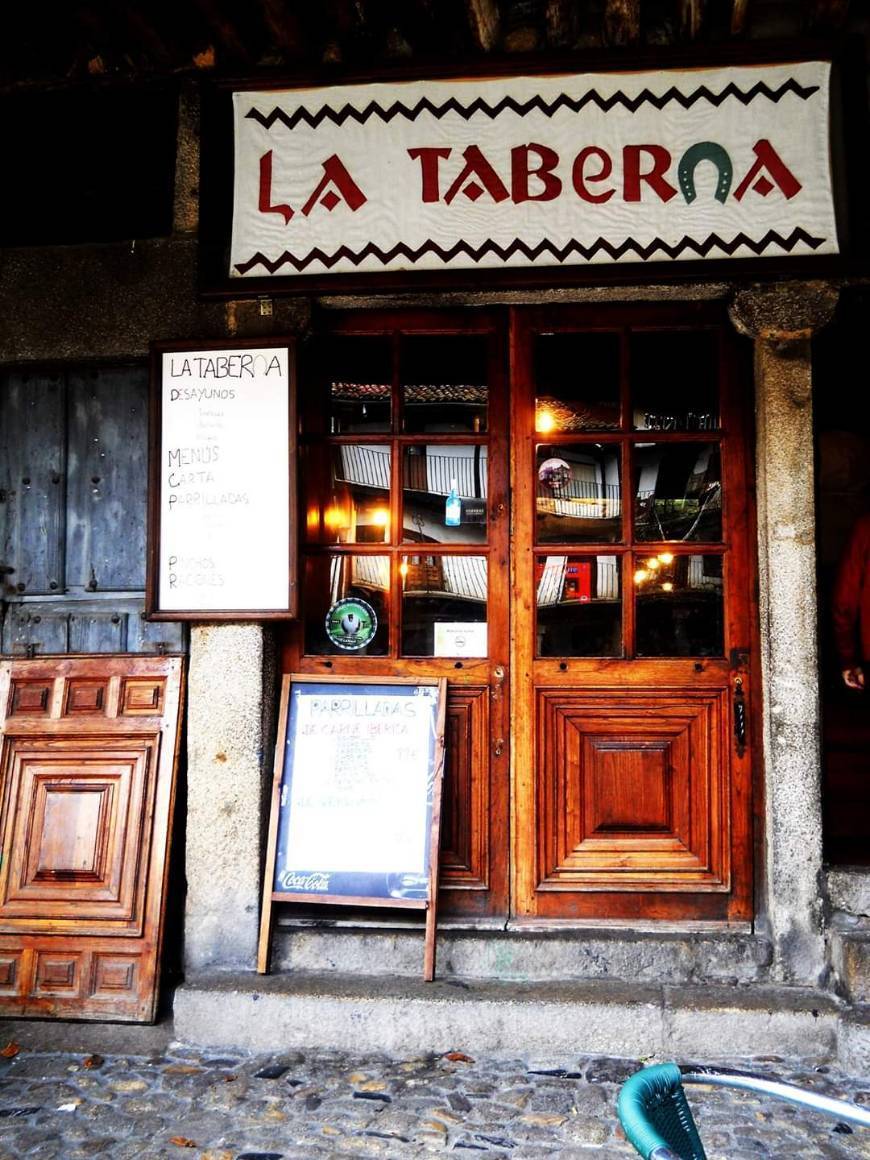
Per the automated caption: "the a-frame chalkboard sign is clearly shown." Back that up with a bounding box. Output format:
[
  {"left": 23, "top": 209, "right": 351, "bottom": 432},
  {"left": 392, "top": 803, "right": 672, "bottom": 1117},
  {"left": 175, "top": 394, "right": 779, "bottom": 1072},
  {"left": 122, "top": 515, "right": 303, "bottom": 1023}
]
[{"left": 258, "top": 675, "right": 447, "bottom": 981}]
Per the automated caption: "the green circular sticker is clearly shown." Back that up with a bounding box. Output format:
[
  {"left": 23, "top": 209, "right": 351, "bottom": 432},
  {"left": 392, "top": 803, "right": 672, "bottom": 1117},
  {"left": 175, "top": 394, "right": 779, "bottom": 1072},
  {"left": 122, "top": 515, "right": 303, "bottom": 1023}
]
[{"left": 325, "top": 598, "right": 377, "bottom": 651}]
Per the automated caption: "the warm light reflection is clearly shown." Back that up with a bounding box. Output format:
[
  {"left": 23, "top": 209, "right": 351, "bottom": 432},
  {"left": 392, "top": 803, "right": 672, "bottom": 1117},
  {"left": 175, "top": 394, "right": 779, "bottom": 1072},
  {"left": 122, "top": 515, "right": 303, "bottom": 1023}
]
[
  {"left": 661, "top": 581, "right": 674, "bottom": 592},
  {"left": 370, "top": 508, "right": 390, "bottom": 528},
  {"left": 536, "top": 408, "right": 556, "bottom": 434},
  {"left": 658, "top": 551, "right": 674, "bottom": 565},
  {"left": 399, "top": 561, "right": 409, "bottom": 579},
  {"left": 634, "top": 568, "right": 650, "bottom": 585},
  {"left": 645, "top": 557, "right": 661, "bottom": 570},
  {"left": 323, "top": 505, "right": 345, "bottom": 532}
]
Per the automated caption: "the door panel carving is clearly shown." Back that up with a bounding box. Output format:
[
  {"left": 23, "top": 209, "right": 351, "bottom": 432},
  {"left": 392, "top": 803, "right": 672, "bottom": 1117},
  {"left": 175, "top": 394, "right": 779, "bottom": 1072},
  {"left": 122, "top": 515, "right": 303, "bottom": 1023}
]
[
  {"left": 537, "top": 687, "right": 729, "bottom": 891},
  {"left": 440, "top": 687, "right": 490, "bottom": 890},
  {"left": 0, "top": 655, "right": 182, "bottom": 1021}
]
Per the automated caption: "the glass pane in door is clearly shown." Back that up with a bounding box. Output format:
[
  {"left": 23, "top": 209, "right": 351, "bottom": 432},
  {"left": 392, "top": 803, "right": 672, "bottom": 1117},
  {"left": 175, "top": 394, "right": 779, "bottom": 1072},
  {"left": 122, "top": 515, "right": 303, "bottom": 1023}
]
[
  {"left": 536, "top": 554, "right": 622, "bottom": 657},
  {"left": 536, "top": 444, "right": 621, "bottom": 543},
  {"left": 633, "top": 443, "right": 722, "bottom": 542}
]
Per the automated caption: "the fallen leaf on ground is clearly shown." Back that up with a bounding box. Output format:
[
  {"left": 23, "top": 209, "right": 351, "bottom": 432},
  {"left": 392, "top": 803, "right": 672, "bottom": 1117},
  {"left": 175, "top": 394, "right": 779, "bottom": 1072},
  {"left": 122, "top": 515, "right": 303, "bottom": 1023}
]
[
  {"left": 83, "top": 1054, "right": 104, "bottom": 1069},
  {"left": 444, "top": 1051, "right": 474, "bottom": 1063},
  {"left": 169, "top": 1137, "right": 197, "bottom": 1148},
  {"left": 0, "top": 1043, "right": 20, "bottom": 1058}
]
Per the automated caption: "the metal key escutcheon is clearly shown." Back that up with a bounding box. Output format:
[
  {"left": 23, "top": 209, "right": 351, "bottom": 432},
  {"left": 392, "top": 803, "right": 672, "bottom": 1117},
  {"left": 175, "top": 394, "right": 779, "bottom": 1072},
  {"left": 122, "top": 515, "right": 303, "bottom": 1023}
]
[{"left": 733, "top": 676, "right": 746, "bottom": 757}]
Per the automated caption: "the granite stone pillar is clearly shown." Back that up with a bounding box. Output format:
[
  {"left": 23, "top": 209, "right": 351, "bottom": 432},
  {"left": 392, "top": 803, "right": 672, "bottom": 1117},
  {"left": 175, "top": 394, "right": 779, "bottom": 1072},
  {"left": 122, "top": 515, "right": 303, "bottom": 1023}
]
[
  {"left": 729, "top": 281, "right": 839, "bottom": 985},
  {"left": 184, "top": 623, "right": 275, "bottom": 971}
]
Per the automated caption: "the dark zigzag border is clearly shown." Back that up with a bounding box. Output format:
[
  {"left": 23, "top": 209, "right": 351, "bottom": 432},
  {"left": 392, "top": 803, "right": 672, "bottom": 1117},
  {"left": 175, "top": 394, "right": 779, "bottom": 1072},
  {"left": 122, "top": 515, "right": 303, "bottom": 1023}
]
[
  {"left": 233, "top": 229, "right": 826, "bottom": 275},
  {"left": 244, "top": 79, "right": 820, "bottom": 132}
]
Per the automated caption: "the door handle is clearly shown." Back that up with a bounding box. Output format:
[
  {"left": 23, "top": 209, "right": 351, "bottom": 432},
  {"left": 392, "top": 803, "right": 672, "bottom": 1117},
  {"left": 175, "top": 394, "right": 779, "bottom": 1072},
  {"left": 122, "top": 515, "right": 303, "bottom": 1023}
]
[{"left": 733, "top": 677, "right": 746, "bottom": 757}]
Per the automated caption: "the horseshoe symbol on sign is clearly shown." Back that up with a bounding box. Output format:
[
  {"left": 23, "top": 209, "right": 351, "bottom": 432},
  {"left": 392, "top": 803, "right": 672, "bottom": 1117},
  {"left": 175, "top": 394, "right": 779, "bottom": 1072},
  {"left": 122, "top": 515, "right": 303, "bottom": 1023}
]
[{"left": 678, "top": 142, "right": 733, "bottom": 205}]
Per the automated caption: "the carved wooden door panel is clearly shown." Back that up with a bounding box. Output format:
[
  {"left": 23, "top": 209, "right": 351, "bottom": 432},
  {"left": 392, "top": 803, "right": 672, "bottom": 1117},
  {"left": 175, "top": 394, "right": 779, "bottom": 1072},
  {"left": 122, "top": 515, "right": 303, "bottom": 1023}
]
[
  {"left": 0, "top": 654, "right": 183, "bottom": 1020},
  {"left": 512, "top": 304, "right": 755, "bottom": 921}
]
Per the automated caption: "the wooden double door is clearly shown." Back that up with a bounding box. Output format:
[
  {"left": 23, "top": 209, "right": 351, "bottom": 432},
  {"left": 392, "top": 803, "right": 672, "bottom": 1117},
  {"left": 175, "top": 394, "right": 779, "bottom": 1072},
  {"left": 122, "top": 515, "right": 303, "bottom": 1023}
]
[{"left": 287, "top": 302, "right": 755, "bottom": 923}]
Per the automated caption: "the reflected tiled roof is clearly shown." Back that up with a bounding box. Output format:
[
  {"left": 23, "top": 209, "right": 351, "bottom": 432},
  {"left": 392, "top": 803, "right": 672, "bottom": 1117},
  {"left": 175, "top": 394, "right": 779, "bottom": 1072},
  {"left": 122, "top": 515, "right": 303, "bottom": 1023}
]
[{"left": 332, "top": 381, "right": 487, "bottom": 404}]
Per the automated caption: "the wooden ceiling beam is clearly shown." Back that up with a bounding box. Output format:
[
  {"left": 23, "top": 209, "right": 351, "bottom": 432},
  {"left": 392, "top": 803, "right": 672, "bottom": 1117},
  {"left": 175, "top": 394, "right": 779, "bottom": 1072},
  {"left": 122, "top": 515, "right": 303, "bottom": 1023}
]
[
  {"left": 258, "top": 0, "right": 304, "bottom": 58},
  {"left": 806, "top": 0, "right": 850, "bottom": 30},
  {"left": 466, "top": 0, "right": 501, "bottom": 51},
  {"left": 604, "top": 0, "right": 640, "bottom": 45},
  {"left": 680, "top": 0, "right": 705, "bottom": 39},
  {"left": 121, "top": 3, "right": 174, "bottom": 69},
  {"left": 545, "top": 0, "right": 578, "bottom": 47},
  {"left": 189, "top": 0, "right": 253, "bottom": 64},
  {"left": 730, "top": 0, "right": 749, "bottom": 36}
]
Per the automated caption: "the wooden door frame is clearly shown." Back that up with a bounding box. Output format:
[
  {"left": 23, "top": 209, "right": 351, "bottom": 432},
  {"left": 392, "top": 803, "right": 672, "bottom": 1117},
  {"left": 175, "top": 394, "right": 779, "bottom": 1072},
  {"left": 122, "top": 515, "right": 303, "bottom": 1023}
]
[
  {"left": 281, "top": 307, "right": 512, "bottom": 919},
  {"left": 508, "top": 301, "right": 759, "bottom": 922}
]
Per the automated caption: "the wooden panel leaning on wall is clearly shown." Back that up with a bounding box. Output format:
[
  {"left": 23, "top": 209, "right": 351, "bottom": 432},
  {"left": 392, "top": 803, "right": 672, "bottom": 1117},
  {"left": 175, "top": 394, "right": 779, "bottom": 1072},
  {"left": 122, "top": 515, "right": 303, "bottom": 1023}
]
[{"left": 0, "top": 654, "right": 183, "bottom": 1022}]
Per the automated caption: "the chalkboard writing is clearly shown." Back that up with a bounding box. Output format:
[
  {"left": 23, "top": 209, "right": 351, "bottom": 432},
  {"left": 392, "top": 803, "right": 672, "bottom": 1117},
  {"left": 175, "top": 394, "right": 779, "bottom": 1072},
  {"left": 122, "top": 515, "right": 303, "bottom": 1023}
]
[
  {"left": 147, "top": 340, "right": 296, "bottom": 618},
  {"left": 259, "top": 675, "right": 447, "bottom": 979}
]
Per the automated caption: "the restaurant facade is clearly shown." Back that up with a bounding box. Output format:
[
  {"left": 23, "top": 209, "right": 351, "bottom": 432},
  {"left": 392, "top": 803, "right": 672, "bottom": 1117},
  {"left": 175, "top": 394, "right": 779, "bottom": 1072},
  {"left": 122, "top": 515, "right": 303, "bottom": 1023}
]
[{"left": 0, "top": 1, "right": 868, "bottom": 1065}]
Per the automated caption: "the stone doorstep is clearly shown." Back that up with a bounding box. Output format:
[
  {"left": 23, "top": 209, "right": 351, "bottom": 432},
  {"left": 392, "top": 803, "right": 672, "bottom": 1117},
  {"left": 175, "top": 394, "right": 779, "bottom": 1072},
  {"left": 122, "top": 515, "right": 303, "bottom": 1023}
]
[
  {"left": 830, "top": 927, "right": 870, "bottom": 1004},
  {"left": 271, "top": 922, "right": 772, "bottom": 985},
  {"left": 827, "top": 867, "right": 870, "bottom": 918},
  {"left": 173, "top": 972, "right": 843, "bottom": 1067}
]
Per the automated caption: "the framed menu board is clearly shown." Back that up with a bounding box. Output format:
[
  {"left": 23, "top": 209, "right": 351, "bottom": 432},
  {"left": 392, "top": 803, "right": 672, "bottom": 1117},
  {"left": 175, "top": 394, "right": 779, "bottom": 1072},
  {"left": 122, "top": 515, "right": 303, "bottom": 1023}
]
[
  {"left": 258, "top": 675, "right": 447, "bottom": 980},
  {"left": 146, "top": 338, "right": 296, "bottom": 619}
]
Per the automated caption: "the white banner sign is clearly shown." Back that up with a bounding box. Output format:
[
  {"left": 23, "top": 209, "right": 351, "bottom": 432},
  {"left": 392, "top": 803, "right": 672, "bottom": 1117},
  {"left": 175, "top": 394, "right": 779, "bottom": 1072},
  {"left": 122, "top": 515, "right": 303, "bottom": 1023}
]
[{"left": 231, "top": 61, "right": 837, "bottom": 279}]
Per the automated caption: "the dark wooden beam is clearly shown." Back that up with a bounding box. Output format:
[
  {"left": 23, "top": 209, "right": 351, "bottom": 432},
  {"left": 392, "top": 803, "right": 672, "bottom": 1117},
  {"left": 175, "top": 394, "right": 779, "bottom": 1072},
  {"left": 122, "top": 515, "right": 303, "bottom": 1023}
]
[
  {"left": 730, "top": 0, "right": 749, "bottom": 36},
  {"left": 190, "top": 0, "right": 253, "bottom": 64},
  {"left": 680, "top": 0, "right": 705, "bottom": 39},
  {"left": 258, "top": 0, "right": 304, "bottom": 58},
  {"left": 806, "top": 0, "right": 850, "bottom": 30},
  {"left": 545, "top": 0, "right": 578, "bottom": 47},
  {"left": 504, "top": 0, "right": 540, "bottom": 52},
  {"left": 604, "top": 0, "right": 640, "bottom": 45},
  {"left": 121, "top": 3, "right": 174, "bottom": 69},
  {"left": 466, "top": 0, "right": 501, "bottom": 51},
  {"left": 318, "top": 0, "right": 361, "bottom": 65}
]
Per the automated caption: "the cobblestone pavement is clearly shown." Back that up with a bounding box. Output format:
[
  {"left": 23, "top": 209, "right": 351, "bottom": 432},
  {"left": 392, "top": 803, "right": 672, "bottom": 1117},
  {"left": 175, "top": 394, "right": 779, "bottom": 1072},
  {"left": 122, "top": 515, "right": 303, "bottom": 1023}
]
[{"left": 0, "top": 1044, "right": 866, "bottom": 1159}]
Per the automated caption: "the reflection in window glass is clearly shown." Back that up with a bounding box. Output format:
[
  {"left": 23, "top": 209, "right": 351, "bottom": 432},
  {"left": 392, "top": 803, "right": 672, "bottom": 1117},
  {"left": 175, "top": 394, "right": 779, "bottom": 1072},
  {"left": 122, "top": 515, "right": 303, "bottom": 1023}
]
[
  {"left": 536, "top": 444, "right": 621, "bottom": 543},
  {"left": 631, "top": 331, "right": 719, "bottom": 431},
  {"left": 307, "top": 335, "right": 392, "bottom": 434},
  {"left": 303, "top": 445, "right": 392, "bottom": 544},
  {"left": 534, "top": 332, "right": 620, "bottom": 432},
  {"left": 401, "top": 336, "right": 488, "bottom": 433},
  {"left": 403, "top": 446, "right": 487, "bottom": 544},
  {"left": 401, "top": 555, "right": 487, "bottom": 656},
  {"left": 634, "top": 443, "right": 722, "bottom": 542},
  {"left": 303, "top": 554, "right": 390, "bottom": 655},
  {"left": 536, "top": 555, "right": 622, "bottom": 657},
  {"left": 635, "top": 552, "right": 723, "bottom": 656}
]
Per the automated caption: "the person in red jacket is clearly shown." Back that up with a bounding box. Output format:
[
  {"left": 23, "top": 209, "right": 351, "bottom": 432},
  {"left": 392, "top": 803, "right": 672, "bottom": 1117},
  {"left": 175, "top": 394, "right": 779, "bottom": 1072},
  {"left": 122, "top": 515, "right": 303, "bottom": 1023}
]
[{"left": 832, "top": 512, "right": 870, "bottom": 690}]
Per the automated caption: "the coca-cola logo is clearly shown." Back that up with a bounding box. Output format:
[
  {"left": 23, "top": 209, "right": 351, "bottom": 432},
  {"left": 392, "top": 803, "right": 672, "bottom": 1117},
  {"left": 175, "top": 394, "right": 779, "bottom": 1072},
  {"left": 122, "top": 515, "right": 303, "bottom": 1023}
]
[{"left": 279, "top": 871, "right": 331, "bottom": 892}]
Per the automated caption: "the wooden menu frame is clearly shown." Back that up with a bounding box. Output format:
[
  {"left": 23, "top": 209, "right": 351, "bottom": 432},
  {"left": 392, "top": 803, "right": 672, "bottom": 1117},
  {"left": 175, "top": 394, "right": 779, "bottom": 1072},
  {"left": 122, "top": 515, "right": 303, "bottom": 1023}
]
[
  {"left": 258, "top": 675, "right": 447, "bottom": 981},
  {"left": 146, "top": 337, "right": 297, "bottom": 620}
]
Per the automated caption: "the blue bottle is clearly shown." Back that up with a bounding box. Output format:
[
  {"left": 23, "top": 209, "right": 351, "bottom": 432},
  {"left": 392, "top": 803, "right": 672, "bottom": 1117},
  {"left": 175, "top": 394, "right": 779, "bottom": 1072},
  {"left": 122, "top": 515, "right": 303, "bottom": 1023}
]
[{"left": 445, "top": 479, "right": 461, "bottom": 527}]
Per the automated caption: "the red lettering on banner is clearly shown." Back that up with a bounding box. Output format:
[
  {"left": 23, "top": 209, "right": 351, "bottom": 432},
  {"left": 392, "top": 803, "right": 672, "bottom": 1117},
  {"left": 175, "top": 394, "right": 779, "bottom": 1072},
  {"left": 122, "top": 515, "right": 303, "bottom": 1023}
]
[
  {"left": 572, "top": 147, "right": 615, "bottom": 203},
  {"left": 511, "top": 143, "right": 562, "bottom": 202},
  {"left": 732, "top": 139, "right": 802, "bottom": 201},
  {"left": 623, "top": 145, "right": 677, "bottom": 202},
  {"left": 301, "top": 154, "right": 367, "bottom": 216},
  {"left": 444, "top": 146, "right": 510, "bottom": 205},
  {"left": 258, "top": 151, "right": 294, "bottom": 224},
  {"left": 408, "top": 147, "right": 452, "bottom": 202}
]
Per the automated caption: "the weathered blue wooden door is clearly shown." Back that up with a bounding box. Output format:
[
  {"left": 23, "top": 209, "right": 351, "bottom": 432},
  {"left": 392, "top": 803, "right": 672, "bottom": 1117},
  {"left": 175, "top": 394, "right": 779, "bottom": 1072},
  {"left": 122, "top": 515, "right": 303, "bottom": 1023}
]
[{"left": 0, "top": 365, "right": 184, "bottom": 654}]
